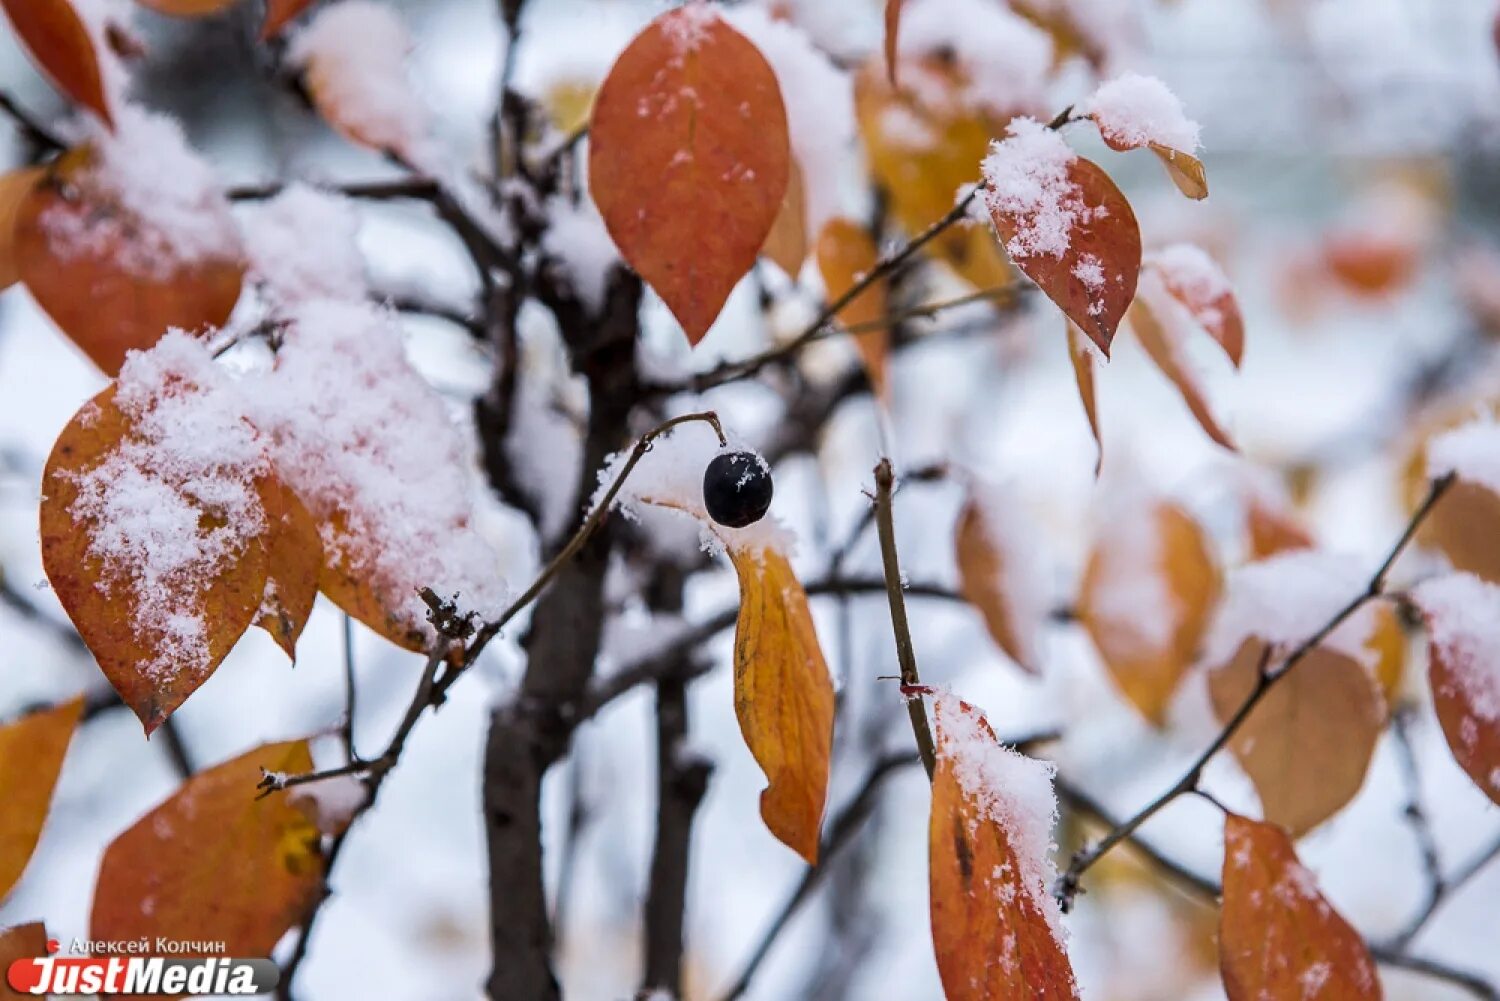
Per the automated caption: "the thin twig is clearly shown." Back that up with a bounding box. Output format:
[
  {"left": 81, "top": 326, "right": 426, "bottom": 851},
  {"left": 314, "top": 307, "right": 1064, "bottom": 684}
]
[
  {"left": 340, "top": 615, "right": 359, "bottom": 764},
  {"left": 0, "top": 91, "right": 65, "bottom": 155},
  {"left": 1389, "top": 705, "right": 1442, "bottom": 948},
  {"left": 871, "top": 458, "right": 937, "bottom": 780},
  {"left": 1390, "top": 829, "right": 1500, "bottom": 949},
  {"left": 1056, "top": 473, "right": 1456, "bottom": 910}
]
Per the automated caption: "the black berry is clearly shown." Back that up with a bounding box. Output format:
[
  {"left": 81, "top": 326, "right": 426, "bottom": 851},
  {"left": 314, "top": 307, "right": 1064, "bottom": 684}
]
[{"left": 703, "top": 450, "right": 774, "bottom": 528}]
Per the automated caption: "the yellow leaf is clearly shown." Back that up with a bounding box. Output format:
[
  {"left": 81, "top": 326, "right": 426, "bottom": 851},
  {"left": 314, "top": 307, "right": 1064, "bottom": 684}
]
[
  {"left": 815, "top": 217, "right": 888, "bottom": 397},
  {"left": 729, "top": 545, "right": 834, "bottom": 863},
  {"left": 0, "top": 167, "right": 43, "bottom": 291},
  {"left": 762, "top": 159, "right": 809, "bottom": 279},
  {"left": 0, "top": 698, "right": 82, "bottom": 900},
  {"left": 953, "top": 490, "right": 1045, "bottom": 674}
]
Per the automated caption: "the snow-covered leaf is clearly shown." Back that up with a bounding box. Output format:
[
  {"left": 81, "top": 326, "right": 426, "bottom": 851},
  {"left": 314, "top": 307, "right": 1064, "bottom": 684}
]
[
  {"left": 255, "top": 476, "right": 322, "bottom": 662},
  {"left": 588, "top": 4, "right": 790, "bottom": 345},
  {"left": 92, "top": 740, "right": 323, "bottom": 957},
  {"left": 1412, "top": 572, "right": 1500, "bottom": 806},
  {"left": 1219, "top": 812, "right": 1380, "bottom": 1001},
  {"left": 1419, "top": 421, "right": 1500, "bottom": 585},
  {"left": 1149, "top": 243, "right": 1244, "bottom": 367},
  {"left": 929, "top": 696, "right": 1078, "bottom": 1001},
  {"left": 0, "top": 0, "right": 112, "bottom": 127},
  {"left": 0, "top": 698, "right": 82, "bottom": 900},
  {"left": 1130, "top": 266, "right": 1235, "bottom": 451},
  {"left": 1078, "top": 498, "right": 1219, "bottom": 725},
  {"left": 15, "top": 117, "right": 244, "bottom": 376},
  {"left": 40, "top": 337, "right": 276, "bottom": 733},
  {"left": 954, "top": 484, "right": 1051, "bottom": 674},
  {"left": 815, "top": 217, "right": 889, "bottom": 397},
  {"left": 1204, "top": 552, "right": 1389, "bottom": 836},
  {"left": 982, "top": 119, "right": 1140, "bottom": 353},
  {"left": 1083, "top": 73, "right": 1206, "bottom": 200}
]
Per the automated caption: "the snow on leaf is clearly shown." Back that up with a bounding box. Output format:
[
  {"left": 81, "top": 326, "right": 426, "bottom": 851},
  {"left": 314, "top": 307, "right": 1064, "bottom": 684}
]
[
  {"left": 0, "top": 0, "right": 112, "bottom": 127},
  {"left": 588, "top": 3, "right": 790, "bottom": 345},
  {"left": 239, "top": 183, "right": 366, "bottom": 306},
  {"left": 249, "top": 299, "right": 508, "bottom": 652},
  {"left": 41, "top": 334, "right": 275, "bottom": 733},
  {"left": 730, "top": 544, "right": 834, "bottom": 863},
  {"left": 0, "top": 697, "right": 82, "bottom": 900},
  {"left": 1219, "top": 813, "right": 1381, "bottom": 1001},
  {"left": 982, "top": 119, "right": 1140, "bottom": 353},
  {"left": 896, "top": 0, "right": 1054, "bottom": 119},
  {"left": 1204, "top": 551, "right": 1390, "bottom": 836},
  {"left": 255, "top": 476, "right": 322, "bottom": 662},
  {"left": 1078, "top": 497, "right": 1219, "bottom": 726},
  {"left": 1083, "top": 73, "right": 1206, "bottom": 200},
  {"left": 929, "top": 695, "right": 1078, "bottom": 1001},
  {"left": 1149, "top": 243, "right": 1244, "bottom": 366},
  {"left": 954, "top": 483, "right": 1052, "bottom": 674},
  {"left": 290, "top": 1, "right": 432, "bottom": 161},
  {"left": 91, "top": 740, "right": 323, "bottom": 958},
  {"left": 815, "top": 217, "right": 889, "bottom": 398},
  {"left": 1412, "top": 572, "right": 1500, "bottom": 805},
  {"left": 289, "top": 774, "right": 367, "bottom": 836},
  {"left": 16, "top": 112, "right": 245, "bottom": 375},
  {"left": 1130, "top": 265, "right": 1236, "bottom": 451}
]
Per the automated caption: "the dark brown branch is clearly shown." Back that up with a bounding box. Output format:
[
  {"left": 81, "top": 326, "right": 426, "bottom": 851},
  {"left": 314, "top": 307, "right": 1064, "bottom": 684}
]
[
  {"left": 1389, "top": 704, "right": 1442, "bottom": 948},
  {"left": 1390, "top": 826, "right": 1500, "bottom": 950},
  {"left": 871, "top": 458, "right": 937, "bottom": 779},
  {"left": 641, "top": 674, "right": 713, "bottom": 995},
  {"left": 1056, "top": 473, "right": 1456, "bottom": 910}
]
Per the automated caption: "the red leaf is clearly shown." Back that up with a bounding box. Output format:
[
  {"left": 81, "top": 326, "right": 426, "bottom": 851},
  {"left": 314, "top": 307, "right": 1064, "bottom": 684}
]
[
  {"left": 256, "top": 477, "right": 323, "bottom": 661},
  {"left": 930, "top": 698, "right": 1079, "bottom": 1000},
  {"left": 983, "top": 124, "right": 1139, "bottom": 354},
  {"left": 1150, "top": 244, "right": 1244, "bottom": 367},
  {"left": 0, "top": 698, "right": 82, "bottom": 900},
  {"left": 0, "top": 0, "right": 112, "bottom": 128},
  {"left": 1130, "top": 267, "right": 1236, "bottom": 451},
  {"left": 589, "top": 3, "right": 790, "bottom": 345},
  {"left": 262, "top": 0, "right": 315, "bottom": 39},
  {"left": 1412, "top": 572, "right": 1500, "bottom": 806},
  {"left": 1219, "top": 813, "right": 1381, "bottom": 1001}
]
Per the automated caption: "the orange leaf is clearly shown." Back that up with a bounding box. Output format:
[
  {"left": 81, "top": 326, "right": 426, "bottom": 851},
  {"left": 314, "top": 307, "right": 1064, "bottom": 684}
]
[
  {"left": 0, "top": 0, "right": 112, "bottom": 128},
  {"left": 1246, "top": 497, "right": 1315, "bottom": 560},
  {"left": 883, "top": 0, "right": 902, "bottom": 85},
  {"left": 729, "top": 545, "right": 833, "bottom": 863},
  {"left": 15, "top": 152, "right": 244, "bottom": 376},
  {"left": 815, "top": 217, "right": 889, "bottom": 397},
  {"left": 1, "top": 922, "right": 50, "bottom": 995},
  {"left": 930, "top": 698, "right": 1079, "bottom": 1001},
  {"left": 855, "top": 63, "right": 1014, "bottom": 290},
  {"left": 1412, "top": 573, "right": 1500, "bottom": 806},
  {"left": 92, "top": 740, "right": 323, "bottom": 956},
  {"left": 761, "top": 158, "right": 809, "bottom": 279},
  {"left": 954, "top": 489, "right": 1048, "bottom": 674},
  {"left": 983, "top": 127, "right": 1140, "bottom": 354},
  {"left": 261, "top": 0, "right": 314, "bottom": 39},
  {"left": 0, "top": 167, "right": 42, "bottom": 291},
  {"left": 1219, "top": 813, "right": 1381, "bottom": 1001},
  {"left": 1151, "top": 143, "right": 1208, "bottom": 200},
  {"left": 1066, "top": 320, "right": 1101, "bottom": 473},
  {"left": 40, "top": 375, "right": 273, "bottom": 734},
  {"left": 315, "top": 508, "right": 427, "bottom": 653},
  {"left": 0, "top": 698, "right": 82, "bottom": 900},
  {"left": 1150, "top": 244, "right": 1244, "bottom": 366},
  {"left": 1209, "top": 636, "right": 1385, "bottom": 837},
  {"left": 256, "top": 477, "right": 323, "bottom": 661},
  {"left": 589, "top": 5, "right": 789, "bottom": 345},
  {"left": 1078, "top": 500, "right": 1219, "bottom": 725},
  {"left": 135, "top": 0, "right": 237, "bottom": 15},
  {"left": 1418, "top": 478, "right": 1500, "bottom": 585},
  {"left": 1131, "top": 268, "right": 1236, "bottom": 450}
]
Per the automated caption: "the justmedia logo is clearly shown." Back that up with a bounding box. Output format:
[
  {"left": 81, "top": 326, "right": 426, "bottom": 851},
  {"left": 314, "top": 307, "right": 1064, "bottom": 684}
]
[{"left": 6, "top": 940, "right": 279, "bottom": 995}]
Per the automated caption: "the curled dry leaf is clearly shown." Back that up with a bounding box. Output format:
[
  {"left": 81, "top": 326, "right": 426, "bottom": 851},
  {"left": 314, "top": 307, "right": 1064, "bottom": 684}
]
[
  {"left": 730, "top": 545, "right": 834, "bottom": 863},
  {"left": 762, "top": 159, "right": 809, "bottom": 279},
  {"left": 40, "top": 368, "right": 273, "bottom": 733},
  {"left": 929, "top": 697, "right": 1079, "bottom": 1001},
  {"left": 0, "top": 697, "right": 82, "bottom": 900},
  {"left": 953, "top": 487, "right": 1049, "bottom": 674},
  {"left": 255, "top": 476, "right": 323, "bottom": 661},
  {"left": 983, "top": 123, "right": 1141, "bottom": 354},
  {"left": 0, "top": 167, "right": 43, "bottom": 291},
  {"left": 1130, "top": 267, "right": 1235, "bottom": 451},
  {"left": 815, "top": 217, "right": 889, "bottom": 398},
  {"left": 1078, "top": 500, "right": 1219, "bottom": 726},
  {"left": 15, "top": 150, "right": 244, "bottom": 376},
  {"left": 1066, "top": 320, "right": 1101, "bottom": 473},
  {"left": 262, "top": 0, "right": 315, "bottom": 39},
  {"left": 1219, "top": 813, "right": 1381, "bottom": 1001},
  {"left": 1209, "top": 635, "right": 1386, "bottom": 837},
  {"left": 854, "top": 62, "right": 1014, "bottom": 291},
  {"left": 1151, "top": 143, "right": 1208, "bottom": 200},
  {"left": 1412, "top": 573, "right": 1500, "bottom": 805},
  {"left": 0, "top": 0, "right": 112, "bottom": 127},
  {"left": 589, "top": 4, "right": 790, "bottom": 345},
  {"left": 92, "top": 740, "right": 323, "bottom": 957},
  {"left": 1149, "top": 244, "right": 1244, "bottom": 367}
]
